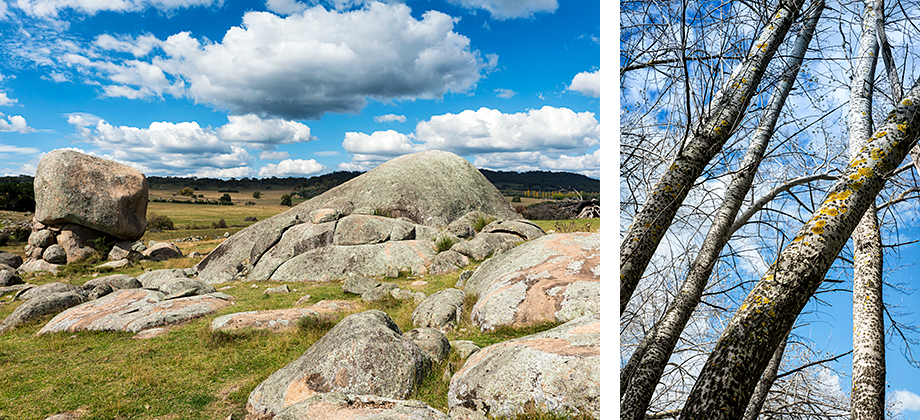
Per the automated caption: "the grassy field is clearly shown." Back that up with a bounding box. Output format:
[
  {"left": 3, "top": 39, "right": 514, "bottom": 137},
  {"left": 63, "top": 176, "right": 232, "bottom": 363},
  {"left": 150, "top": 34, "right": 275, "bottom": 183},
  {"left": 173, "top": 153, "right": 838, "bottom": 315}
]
[{"left": 0, "top": 199, "right": 598, "bottom": 420}]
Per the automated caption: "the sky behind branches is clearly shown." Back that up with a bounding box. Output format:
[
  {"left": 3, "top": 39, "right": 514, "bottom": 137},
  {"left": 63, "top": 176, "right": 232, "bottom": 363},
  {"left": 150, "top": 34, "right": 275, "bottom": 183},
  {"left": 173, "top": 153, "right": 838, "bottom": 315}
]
[{"left": 0, "top": 0, "right": 600, "bottom": 178}]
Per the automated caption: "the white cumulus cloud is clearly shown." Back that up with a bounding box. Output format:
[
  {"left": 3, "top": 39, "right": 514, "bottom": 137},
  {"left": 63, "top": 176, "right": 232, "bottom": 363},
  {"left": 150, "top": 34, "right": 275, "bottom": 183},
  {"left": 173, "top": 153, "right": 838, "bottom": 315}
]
[
  {"left": 374, "top": 114, "right": 407, "bottom": 123},
  {"left": 339, "top": 106, "right": 600, "bottom": 176},
  {"left": 259, "top": 158, "right": 326, "bottom": 177},
  {"left": 60, "top": 3, "right": 491, "bottom": 119},
  {"left": 0, "top": 113, "right": 34, "bottom": 133},
  {"left": 447, "top": 0, "right": 557, "bottom": 19},
  {"left": 893, "top": 389, "right": 920, "bottom": 412},
  {"left": 217, "top": 114, "right": 314, "bottom": 150},
  {"left": 0, "top": 92, "right": 16, "bottom": 106},
  {"left": 569, "top": 69, "right": 600, "bottom": 98}
]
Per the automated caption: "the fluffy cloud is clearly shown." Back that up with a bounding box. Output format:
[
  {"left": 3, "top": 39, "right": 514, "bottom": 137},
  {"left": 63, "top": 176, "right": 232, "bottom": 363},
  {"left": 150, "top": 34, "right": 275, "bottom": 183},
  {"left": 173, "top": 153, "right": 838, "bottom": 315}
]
[
  {"left": 0, "top": 92, "right": 16, "bottom": 106},
  {"left": 53, "top": 3, "right": 491, "bottom": 119},
  {"left": 415, "top": 106, "right": 599, "bottom": 154},
  {"left": 446, "top": 0, "right": 557, "bottom": 19},
  {"left": 217, "top": 114, "right": 314, "bottom": 150},
  {"left": 13, "top": 0, "right": 220, "bottom": 18},
  {"left": 259, "top": 158, "right": 326, "bottom": 177},
  {"left": 339, "top": 106, "right": 600, "bottom": 176},
  {"left": 569, "top": 69, "right": 600, "bottom": 98},
  {"left": 0, "top": 113, "right": 34, "bottom": 133},
  {"left": 342, "top": 130, "right": 417, "bottom": 155},
  {"left": 374, "top": 114, "right": 407, "bottom": 123},
  {"left": 67, "top": 113, "right": 316, "bottom": 176},
  {"left": 893, "top": 389, "right": 920, "bottom": 412}
]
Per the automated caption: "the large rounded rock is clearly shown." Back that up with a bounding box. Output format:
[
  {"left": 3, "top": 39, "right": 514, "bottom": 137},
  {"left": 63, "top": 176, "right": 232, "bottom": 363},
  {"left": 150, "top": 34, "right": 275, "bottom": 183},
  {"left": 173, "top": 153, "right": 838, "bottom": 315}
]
[
  {"left": 143, "top": 243, "right": 183, "bottom": 261},
  {"left": 0, "top": 270, "right": 22, "bottom": 287},
  {"left": 0, "top": 251, "right": 23, "bottom": 268},
  {"left": 0, "top": 291, "right": 88, "bottom": 334},
  {"left": 448, "top": 313, "right": 600, "bottom": 418},
  {"left": 273, "top": 393, "right": 449, "bottom": 420},
  {"left": 465, "top": 233, "right": 600, "bottom": 331},
  {"left": 34, "top": 149, "right": 148, "bottom": 241},
  {"left": 246, "top": 310, "right": 431, "bottom": 416},
  {"left": 16, "top": 282, "right": 85, "bottom": 301},
  {"left": 197, "top": 150, "right": 518, "bottom": 283}
]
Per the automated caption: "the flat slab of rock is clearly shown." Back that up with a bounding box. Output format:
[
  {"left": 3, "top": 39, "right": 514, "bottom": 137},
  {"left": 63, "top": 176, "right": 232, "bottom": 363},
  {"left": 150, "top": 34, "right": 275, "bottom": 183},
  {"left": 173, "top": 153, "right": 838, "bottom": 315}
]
[
  {"left": 270, "top": 241, "right": 436, "bottom": 282},
  {"left": 34, "top": 149, "right": 148, "bottom": 241},
  {"left": 272, "top": 393, "right": 449, "bottom": 420},
  {"left": 16, "top": 282, "right": 84, "bottom": 301},
  {"left": 211, "top": 300, "right": 358, "bottom": 333},
  {"left": 246, "top": 310, "right": 430, "bottom": 416},
  {"left": 465, "top": 232, "right": 600, "bottom": 331},
  {"left": 38, "top": 289, "right": 233, "bottom": 334},
  {"left": 480, "top": 219, "right": 545, "bottom": 241},
  {"left": 82, "top": 274, "right": 142, "bottom": 291},
  {"left": 448, "top": 313, "right": 600, "bottom": 419}
]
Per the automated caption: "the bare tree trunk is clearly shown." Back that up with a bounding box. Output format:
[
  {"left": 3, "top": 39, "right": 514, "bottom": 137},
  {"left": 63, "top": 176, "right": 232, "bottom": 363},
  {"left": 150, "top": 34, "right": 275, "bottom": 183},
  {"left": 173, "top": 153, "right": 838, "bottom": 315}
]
[
  {"left": 679, "top": 79, "right": 920, "bottom": 420},
  {"left": 742, "top": 329, "right": 790, "bottom": 420},
  {"left": 619, "top": 0, "right": 806, "bottom": 314},
  {"left": 850, "top": 2, "right": 888, "bottom": 418},
  {"left": 619, "top": 3, "right": 823, "bottom": 419}
]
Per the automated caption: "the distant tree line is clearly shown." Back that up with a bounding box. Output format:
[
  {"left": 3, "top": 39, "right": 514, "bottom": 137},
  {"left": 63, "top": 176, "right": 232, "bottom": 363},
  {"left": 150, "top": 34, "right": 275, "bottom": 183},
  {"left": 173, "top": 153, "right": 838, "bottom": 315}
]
[
  {"left": 0, "top": 176, "right": 35, "bottom": 212},
  {"left": 1, "top": 169, "right": 600, "bottom": 213}
]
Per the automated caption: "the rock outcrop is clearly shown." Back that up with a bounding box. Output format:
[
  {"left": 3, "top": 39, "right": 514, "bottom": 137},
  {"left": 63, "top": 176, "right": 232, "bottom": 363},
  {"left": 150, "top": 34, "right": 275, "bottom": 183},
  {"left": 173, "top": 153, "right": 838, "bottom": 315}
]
[
  {"left": 247, "top": 310, "right": 431, "bottom": 416},
  {"left": 22, "top": 150, "right": 152, "bottom": 270},
  {"left": 464, "top": 232, "right": 599, "bottom": 331},
  {"left": 196, "top": 151, "right": 520, "bottom": 283},
  {"left": 447, "top": 313, "right": 600, "bottom": 419},
  {"left": 34, "top": 149, "right": 148, "bottom": 240},
  {"left": 411, "top": 288, "right": 465, "bottom": 330}
]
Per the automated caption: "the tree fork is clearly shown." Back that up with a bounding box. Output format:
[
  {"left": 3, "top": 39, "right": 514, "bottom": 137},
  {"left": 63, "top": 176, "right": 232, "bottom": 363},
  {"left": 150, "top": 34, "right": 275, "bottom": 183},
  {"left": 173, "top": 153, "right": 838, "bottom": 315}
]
[{"left": 679, "top": 80, "right": 920, "bottom": 420}]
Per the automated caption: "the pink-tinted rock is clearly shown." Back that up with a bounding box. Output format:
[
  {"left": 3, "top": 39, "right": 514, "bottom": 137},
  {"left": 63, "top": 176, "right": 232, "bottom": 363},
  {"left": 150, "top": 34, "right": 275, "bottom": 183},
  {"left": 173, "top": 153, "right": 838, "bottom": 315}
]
[
  {"left": 272, "top": 393, "right": 449, "bottom": 420},
  {"left": 143, "top": 242, "right": 183, "bottom": 261},
  {"left": 448, "top": 313, "right": 600, "bottom": 419},
  {"left": 210, "top": 300, "right": 358, "bottom": 333},
  {"left": 465, "top": 233, "right": 599, "bottom": 331},
  {"left": 38, "top": 289, "right": 232, "bottom": 334}
]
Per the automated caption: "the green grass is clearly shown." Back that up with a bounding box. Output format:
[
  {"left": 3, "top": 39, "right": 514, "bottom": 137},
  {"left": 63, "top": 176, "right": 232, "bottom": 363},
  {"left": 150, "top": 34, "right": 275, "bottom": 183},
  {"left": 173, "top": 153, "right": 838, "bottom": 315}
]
[
  {"left": 0, "top": 206, "right": 600, "bottom": 420},
  {"left": 531, "top": 219, "right": 600, "bottom": 234}
]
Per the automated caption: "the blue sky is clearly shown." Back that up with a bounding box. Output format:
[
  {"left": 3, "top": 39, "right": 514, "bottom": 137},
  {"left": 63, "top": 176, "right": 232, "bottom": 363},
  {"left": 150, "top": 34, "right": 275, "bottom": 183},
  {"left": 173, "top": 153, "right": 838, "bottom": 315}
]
[{"left": 0, "top": 0, "right": 600, "bottom": 179}]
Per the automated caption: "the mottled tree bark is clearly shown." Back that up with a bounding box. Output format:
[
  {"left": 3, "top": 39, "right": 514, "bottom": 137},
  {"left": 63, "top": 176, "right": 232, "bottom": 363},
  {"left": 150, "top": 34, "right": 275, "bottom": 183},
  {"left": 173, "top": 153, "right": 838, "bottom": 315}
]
[
  {"left": 741, "top": 329, "right": 790, "bottom": 420},
  {"left": 679, "top": 80, "right": 920, "bottom": 420},
  {"left": 620, "top": 0, "right": 806, "bottom": 314},
  {"left": 850, "top": 2, "right": 886, "bottom": 419},
  {"left": 619, "top": 3, "right": 823, "bottom": 419}
]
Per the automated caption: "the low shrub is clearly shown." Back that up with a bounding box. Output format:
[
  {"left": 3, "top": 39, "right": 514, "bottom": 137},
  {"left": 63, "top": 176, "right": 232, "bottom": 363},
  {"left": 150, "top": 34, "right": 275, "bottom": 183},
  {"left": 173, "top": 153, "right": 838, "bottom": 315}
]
[
  {"left": 212, "top": 219, "right": 228, "bottom": 229},
  {"left": 147, "top": 214, "right": 175, "bottom": 231}
]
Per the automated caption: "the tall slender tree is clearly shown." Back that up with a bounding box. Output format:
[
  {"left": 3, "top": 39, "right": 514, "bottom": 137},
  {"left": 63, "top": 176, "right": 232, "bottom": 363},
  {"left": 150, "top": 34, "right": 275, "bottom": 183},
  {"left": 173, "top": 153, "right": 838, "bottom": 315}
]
[{"left": 848, "top": 1, "right": 887, "bottom": 418}]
